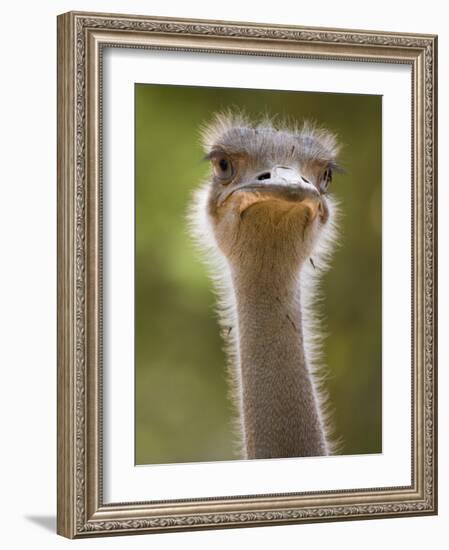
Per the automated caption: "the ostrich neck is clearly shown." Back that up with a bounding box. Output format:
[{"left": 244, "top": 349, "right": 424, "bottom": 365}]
[{"left": 231, "top": 259, "right": 328, "bottom": 459}]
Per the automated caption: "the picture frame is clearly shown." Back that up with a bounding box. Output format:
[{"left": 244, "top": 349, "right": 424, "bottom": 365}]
[{"left": 57, "top": 10, "right": 437, "bottom": 538}]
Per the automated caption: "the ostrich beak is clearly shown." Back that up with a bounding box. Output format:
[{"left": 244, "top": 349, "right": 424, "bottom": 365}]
[{"left": 219, "top": 165, "right": 321, "bottom": 214}]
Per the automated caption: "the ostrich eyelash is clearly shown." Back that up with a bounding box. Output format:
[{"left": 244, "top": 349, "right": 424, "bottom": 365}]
[
  {"left": 320, "top": 167, "right": 333, "bottom": 194},
  {"left": 203, "top": 148, "right": 229, "bottom": 161}
]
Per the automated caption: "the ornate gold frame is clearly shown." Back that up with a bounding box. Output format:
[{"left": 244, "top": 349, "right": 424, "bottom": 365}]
[{"left": 57, "top": 11, "right": 438, "bottom": 538}]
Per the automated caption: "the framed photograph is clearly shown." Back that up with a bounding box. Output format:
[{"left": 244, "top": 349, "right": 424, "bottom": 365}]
[{"left": 57, "top": 11, "right": 438, "bottom": 538}]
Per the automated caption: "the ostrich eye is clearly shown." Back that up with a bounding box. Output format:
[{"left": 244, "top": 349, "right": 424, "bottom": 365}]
[
  {"left": 212, "top": 155, "right": 234, "bottom": 183},
  {"left": 320, "top": 168, "right": 333, "bottom": 193}
]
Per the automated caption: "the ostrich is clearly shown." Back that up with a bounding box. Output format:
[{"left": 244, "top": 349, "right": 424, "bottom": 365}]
[{"left": 189, "top": 112, "right": 341, "bottom": 460}]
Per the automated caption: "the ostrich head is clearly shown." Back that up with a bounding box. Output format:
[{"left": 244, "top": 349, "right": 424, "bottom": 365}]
[
  {"left": 190, "top": 113, "right": 342, "bottom": 458},
  {"left": 194, "top": 113, "right": 340, "bottom": 276}
]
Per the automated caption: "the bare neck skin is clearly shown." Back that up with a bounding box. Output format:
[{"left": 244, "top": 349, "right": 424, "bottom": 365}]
[{"left": 229, "top": 232, "right": 328, "bottom": 459}]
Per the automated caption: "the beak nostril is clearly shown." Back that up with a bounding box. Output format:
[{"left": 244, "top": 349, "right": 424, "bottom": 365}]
[
  {"left": 301, "top": 176, "right": 311, "bottom": 184},
  {"left": 257, "top": 172, "right": 271, "bottom": 181}
]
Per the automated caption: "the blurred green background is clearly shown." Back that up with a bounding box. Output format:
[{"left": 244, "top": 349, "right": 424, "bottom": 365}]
[{"left": 135, "top": 84, "right": 382, "bottom": 465}]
